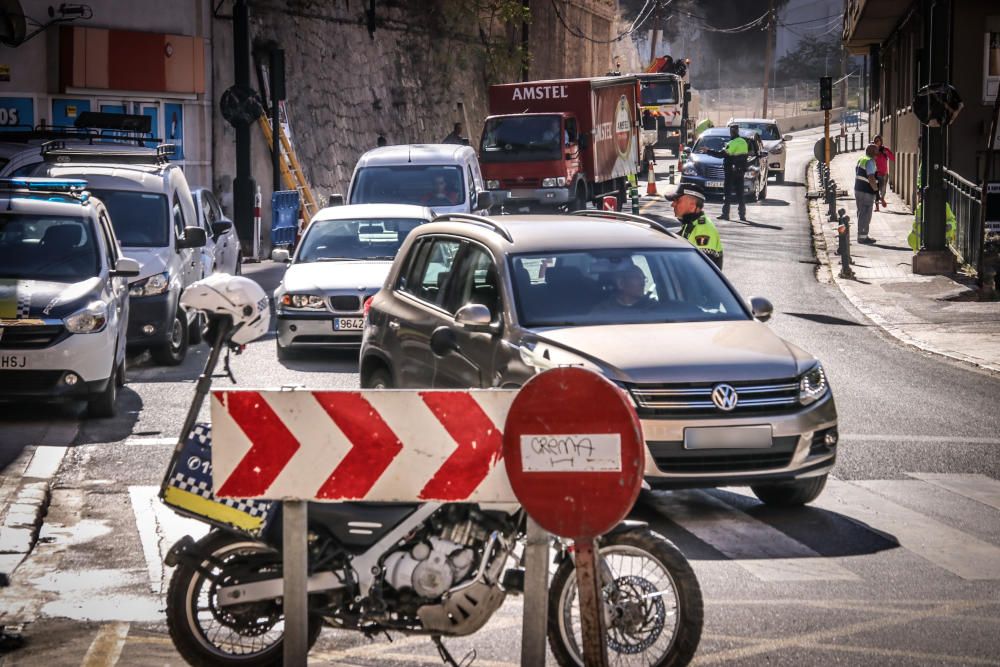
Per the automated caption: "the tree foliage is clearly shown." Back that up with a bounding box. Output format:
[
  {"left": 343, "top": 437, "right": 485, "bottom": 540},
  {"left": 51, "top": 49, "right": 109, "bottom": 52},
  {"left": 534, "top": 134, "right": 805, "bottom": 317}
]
[{"left": 775, "top": 33, "right": 844, "bottom": 82}]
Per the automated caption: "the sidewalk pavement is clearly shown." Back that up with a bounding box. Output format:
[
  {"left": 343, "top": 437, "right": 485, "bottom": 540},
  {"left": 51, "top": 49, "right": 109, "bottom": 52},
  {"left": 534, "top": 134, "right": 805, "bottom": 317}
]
[{"left": 808, "top": 151, "right": 1000, "bottom": 374}]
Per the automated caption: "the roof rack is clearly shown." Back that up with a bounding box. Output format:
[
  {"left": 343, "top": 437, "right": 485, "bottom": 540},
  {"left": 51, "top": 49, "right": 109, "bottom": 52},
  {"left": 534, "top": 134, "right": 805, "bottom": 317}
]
[
  {"left": 431, "top": 213, "right": 514, "bottom": 242},
  {"left": 0, "top": 177, "right": 90, "bottom": 202},
  {"left": 571, "top": 210, "right": 678, "bottom": 238},
  {"left": 40, "top": 140, "right": 176, "bottom": 165}
]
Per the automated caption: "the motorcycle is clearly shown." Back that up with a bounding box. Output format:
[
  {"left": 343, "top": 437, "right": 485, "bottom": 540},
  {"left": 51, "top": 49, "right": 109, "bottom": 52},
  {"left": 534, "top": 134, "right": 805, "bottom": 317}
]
[{"left": 162, "top": 277, "right": 703, "bottom": 666}]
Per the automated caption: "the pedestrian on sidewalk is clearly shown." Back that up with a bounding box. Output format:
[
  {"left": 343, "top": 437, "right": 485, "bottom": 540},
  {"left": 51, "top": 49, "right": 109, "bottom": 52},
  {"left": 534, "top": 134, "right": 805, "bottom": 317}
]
[
  {"left": 854, "top": 144, "right": 879, "bottom": 244},
  {"left": 873, "top": 134, "right": 894, "bottom": 210}
]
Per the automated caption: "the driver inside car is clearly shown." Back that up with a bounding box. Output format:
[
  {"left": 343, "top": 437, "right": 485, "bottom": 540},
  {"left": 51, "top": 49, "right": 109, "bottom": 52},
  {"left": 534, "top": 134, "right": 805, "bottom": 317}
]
[
  {"left": 421, "top": 175, "right": 460, "bottom": 206},
  {"left": 593, "top": 264, "right": 655, "bottom": 312}
]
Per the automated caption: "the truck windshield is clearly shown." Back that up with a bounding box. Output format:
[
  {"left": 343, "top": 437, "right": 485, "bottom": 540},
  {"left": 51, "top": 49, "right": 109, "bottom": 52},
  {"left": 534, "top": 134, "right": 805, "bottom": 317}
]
[
  {"left": 510, "top": 249, "right": 747, "bottom": 327},
  {"left": 296, "top": 217, "right": 424, "bottom": 262},
  {"left": 350, "top": 166, "right": 465, "bottom": 207},
  {"left": 640, "top": 80, "right": 679, "bottom": 105},
  {"left": 480, "top": 115, "right": 563, "bottom": 163},
  {"left": 88, "top": 189, "right": 169, "bottom": 247},
  {"left": 0, "top": 214, "right": 100, "bottom": 282}
]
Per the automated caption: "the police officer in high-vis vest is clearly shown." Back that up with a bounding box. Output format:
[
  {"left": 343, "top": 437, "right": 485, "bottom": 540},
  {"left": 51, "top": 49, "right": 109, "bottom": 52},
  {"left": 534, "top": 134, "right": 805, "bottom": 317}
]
[
  {"left": 708, "top": 123, "right": 749, "bottom": 221},
  {"left": 667, "top": 183, "right": 724, "bottom": 269},
  {"left": 854, "top": 143, "right": 879, "bottom": 244}
]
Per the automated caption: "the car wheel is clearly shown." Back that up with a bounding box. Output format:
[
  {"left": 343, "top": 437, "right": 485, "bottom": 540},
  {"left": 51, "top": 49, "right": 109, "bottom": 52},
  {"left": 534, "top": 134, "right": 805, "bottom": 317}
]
[
  {"left": 363, "top": 367, "right": 393, "bottom": 389},
  {"left": 115, "top": 358, "right": 125, "bottom": 388},
  {"left": 87, "top": 364, "right": 118, "bottom": 419},
  {"left": 751, "top": 474, "right": 828, "bottom": 506},
  {"left": 775, "top": 171, "right": 784, "bottom": 184},
  {"left": 234, "top": 251, "right": 243, "bottom": 275},
  {"left": 151, "top": 308, "right": 189, "bottom": 366},
  {"left": 188, "top": 312, "right": 205, "bottom": 345},
  {"left": 572, "top": 184, "right": 587, "bottom": 212}
]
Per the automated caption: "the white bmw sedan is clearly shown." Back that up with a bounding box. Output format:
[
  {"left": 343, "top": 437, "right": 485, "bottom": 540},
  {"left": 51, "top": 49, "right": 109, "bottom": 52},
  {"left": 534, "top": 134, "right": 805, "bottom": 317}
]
[{"left": 273, "top": 203, "right": 433, "bottom": 358}]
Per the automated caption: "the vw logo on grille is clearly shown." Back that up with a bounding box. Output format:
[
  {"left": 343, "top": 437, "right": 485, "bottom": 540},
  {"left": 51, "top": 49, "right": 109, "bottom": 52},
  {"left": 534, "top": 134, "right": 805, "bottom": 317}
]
[{"left": 711, "top": 384, "right": 739, "bottom": 411}]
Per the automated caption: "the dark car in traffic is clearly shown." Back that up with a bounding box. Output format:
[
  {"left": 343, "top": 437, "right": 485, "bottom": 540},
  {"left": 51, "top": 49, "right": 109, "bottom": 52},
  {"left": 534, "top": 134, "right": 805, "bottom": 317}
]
[{"left": 680, "top": 128, "right": 770, "bottom": 201}]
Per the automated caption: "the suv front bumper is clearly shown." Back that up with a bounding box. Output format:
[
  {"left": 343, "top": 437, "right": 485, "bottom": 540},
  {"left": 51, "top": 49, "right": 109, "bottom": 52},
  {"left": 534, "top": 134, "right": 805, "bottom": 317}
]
[
  {"left": 126, "top": 291, "right": 175, "bottom": 347},
  {"left": 0, "top": 324, "right": 115, "bottom": 399},
  {"left": 640, "top": 392, "right": 838, "bottom": 489}
]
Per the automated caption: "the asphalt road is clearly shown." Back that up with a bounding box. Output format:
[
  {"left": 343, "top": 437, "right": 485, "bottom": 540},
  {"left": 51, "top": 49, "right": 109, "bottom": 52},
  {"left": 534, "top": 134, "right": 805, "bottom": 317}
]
[{"left": 1, "top": 126, "right": 999, "bottom": 666}]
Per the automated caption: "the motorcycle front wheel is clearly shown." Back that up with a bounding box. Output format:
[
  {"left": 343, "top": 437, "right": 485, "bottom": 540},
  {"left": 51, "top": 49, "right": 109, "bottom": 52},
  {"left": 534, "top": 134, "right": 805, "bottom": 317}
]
[
  {"left": 166, "top": 531, "right": 322, "bottom": 666},
  {"left": 547, "top": 528, "right": 703, "bottom": 667}
]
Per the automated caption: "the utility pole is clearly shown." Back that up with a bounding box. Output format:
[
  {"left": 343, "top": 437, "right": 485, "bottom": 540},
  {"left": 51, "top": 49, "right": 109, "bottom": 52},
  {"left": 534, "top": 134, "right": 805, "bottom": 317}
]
[
  {"left": 762, "top": 0, "right": 775, "bottom": 117},
  {"left": 233, "top": 0, "right": 253, "bottom": 252}
]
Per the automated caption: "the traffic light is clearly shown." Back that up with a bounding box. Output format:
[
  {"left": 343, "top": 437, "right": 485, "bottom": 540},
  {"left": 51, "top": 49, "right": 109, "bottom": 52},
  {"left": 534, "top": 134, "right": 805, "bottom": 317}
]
[{"left": 819, "top": 77, "right": 833, "bottom": 111}]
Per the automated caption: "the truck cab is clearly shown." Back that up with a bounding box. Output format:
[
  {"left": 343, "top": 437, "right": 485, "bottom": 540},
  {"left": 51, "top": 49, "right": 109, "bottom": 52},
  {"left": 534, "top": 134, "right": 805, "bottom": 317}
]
[
  {"left": 636, "top": 73, "right": 685, "bottom": 153},
  {"left": 479, "top": 112, "right": 586, "bottom": 212}
]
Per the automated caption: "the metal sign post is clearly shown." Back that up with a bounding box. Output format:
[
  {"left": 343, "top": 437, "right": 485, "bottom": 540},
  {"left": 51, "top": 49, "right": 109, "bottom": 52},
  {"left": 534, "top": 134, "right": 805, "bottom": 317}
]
[
  {"left": 502, "top": 368, "right": 645, "bottom": 667},
  {"left": 283, "top": 500, "right": 308, "bottom": 667},
  {"left": 520, "top": 517, "right": 550, "bottom": 666}
]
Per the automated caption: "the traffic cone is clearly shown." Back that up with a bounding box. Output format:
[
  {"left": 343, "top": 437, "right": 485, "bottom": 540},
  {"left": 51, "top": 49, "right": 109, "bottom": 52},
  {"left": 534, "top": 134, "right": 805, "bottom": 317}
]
[{"left": 646, "top": 161, "right": 657, "bottom": 196}]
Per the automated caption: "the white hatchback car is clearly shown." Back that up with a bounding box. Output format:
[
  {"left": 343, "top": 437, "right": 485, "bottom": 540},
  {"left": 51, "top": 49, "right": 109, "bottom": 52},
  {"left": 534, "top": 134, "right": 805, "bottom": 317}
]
[
  {"left": 192, "top": 187, "right": 241, "bottom": 276},
  {"left": 0, "top": 177, "right": 140, "bottom": 418},
  {"left": 727, "top": 118, "right": 792, "bottom": 183},
  {"left": 272, "top": 203, "right": 433, "bottom": 358}
]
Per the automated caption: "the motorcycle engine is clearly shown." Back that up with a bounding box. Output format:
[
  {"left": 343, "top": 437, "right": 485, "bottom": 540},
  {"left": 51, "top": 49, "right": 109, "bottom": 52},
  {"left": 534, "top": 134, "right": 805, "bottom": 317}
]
[{"left": 382, "top": 522, "right": 482, "bottom": 599}]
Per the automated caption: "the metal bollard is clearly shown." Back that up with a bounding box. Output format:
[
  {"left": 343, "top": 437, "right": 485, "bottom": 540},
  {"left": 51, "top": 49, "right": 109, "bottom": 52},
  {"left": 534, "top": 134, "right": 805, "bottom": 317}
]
[
  {"left": 827, "top": 180, "right": 838, "bottom": 221},
  {"left": 837, "top": 209, "right": 855, "bottom": 279}
]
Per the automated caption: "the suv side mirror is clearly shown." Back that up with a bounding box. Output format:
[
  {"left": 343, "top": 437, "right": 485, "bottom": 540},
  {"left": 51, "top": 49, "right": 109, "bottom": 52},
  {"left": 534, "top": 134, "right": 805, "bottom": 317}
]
[
  {"left": 578, "top": 134, "right": 590, "bottom": 150},
  {"left": 177, "top": 226, "right": 207, "bottom": 249},
  {"left": 112, "top": 257, "right": 141, "bottom": 277},
  {"left": 211, "top": 220, "right": 232, "bottom": 238},
  {"left": 749, "top": 296, "right": 773, "bottom": 322},
  {"left": 271, "top": 248, "right": 291, "bottom": 263},
  {"left": 455, "top": 303, "right": 493, "bottom": 331},
  {"left": 475, "top": 191, "right": 494, "bottom": 211}
]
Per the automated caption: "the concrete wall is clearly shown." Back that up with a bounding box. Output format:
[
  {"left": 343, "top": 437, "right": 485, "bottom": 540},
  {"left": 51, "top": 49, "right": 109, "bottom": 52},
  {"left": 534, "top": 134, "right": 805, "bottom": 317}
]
[{"left": 778, "top": 107, "right": 846, "bottom": 133}]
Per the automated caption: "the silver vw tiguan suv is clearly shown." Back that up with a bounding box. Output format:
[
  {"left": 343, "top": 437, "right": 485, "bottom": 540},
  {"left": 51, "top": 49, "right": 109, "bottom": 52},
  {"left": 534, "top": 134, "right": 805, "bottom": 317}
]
[{"left": 360, "top": 211, "right": 838, "bottom": 505}]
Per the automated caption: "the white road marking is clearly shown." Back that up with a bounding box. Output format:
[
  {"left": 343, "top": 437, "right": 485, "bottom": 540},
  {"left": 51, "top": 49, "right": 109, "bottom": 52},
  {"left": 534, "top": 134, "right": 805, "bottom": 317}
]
[
  {"left": 905, "top": 473, "right": 1000, "bottom": 511},
  {"left": 128, "top": 486, "right": 208, "bottom": 595},
  {"left": 79, "top": 622, "right": 129, "bottom": 667},
  {"left": 842, "top": 434, "right": 1000, "bottom": 445},
  {"left": 23, "top": 446, "right": 68, "bottom": 479},
  {"left": 124, "top": 437, "right": 177, "bottom": 446},
  {"left": 815, "top": 479, "right": 1000, "bottom": 580},
  {"left": 651, "top": 490, "right": 859, "bottom": 581}
]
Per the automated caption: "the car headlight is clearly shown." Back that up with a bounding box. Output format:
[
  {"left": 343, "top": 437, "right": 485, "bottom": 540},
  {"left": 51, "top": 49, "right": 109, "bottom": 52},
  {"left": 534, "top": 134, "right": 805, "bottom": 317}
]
[
  {"left": 682, "top": 163, "right": 698, "bottom": 176},
  {"left": 64, "top": 301, "right": 108, "bottom": 333},
  {"left": 541, "top": 177, "right": 567, "bottom": 188},
  {"left": 486, "top": 179, "right": 500, "bottom": 190},
  {"left": 769, "top": 144, "right": 785, "bottom": 154},
  {"left": 129, "top": 272, "right": 169, "bottom": 298},
  {"left": 280, "top": 294, "right": 326, "bottom": 310},
  {"left": 799, "top": 364, "right": 828, "bottom": 405}
]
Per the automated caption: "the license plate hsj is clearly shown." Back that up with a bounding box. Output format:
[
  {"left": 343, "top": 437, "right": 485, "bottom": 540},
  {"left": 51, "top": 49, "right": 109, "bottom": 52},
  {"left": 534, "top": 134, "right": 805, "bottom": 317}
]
[
  {"left": 683, "top": 425, "right": 773, "bottom": 450},
  {"left": 333, "top": 318, "right": 364, "bottom": 331},
  {"left": 0, "top": 355, "right": 27, "bottom": 369}
]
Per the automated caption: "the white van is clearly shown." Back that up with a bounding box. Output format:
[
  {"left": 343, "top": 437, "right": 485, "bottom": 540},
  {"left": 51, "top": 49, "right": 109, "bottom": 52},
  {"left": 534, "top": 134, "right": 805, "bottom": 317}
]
[
  {"left": 34, "top": 142, "right": 207, "bottom": 366},
  {"left": 347, "top": 144, "right": 494, "bottom": 214}
]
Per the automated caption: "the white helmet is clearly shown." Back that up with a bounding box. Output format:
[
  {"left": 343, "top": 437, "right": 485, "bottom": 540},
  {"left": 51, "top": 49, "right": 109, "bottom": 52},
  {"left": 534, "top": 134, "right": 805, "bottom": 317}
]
[{"left": 180, "top": 274, "right": 270, "bottom": 345}]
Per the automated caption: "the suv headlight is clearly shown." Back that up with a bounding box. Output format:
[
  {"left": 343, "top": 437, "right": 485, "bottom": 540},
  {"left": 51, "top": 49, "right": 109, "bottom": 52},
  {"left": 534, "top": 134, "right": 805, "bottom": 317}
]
[
  {"left": 682, "top": 163, "right": 698, "bottom": 176},
  {"left": 799, "top": 364, "right": 828, "bottom": 405},
  {"left": 486, "top": 179, "right": 500, "bottom": 189},
  {"left": 64, "top": 301, "right": 108, "bottom": 333},
  {"left": 541, "top": 177, "right": 567, "bottom": 188},
  {"left": 129, "top": 272, "right": 169, "bottom": 297},
  {"left": 769, "top": 144, "right": 785, "bottom": 154},
  {"left": 281, "top": 294, "right": 326, "bottom": 310}
]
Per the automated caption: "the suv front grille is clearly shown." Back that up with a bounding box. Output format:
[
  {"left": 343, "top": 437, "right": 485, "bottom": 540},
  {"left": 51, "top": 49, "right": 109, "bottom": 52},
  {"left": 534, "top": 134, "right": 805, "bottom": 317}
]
[
  {"left": 628, "top": 379, "right": 800, "bottom": 418},
  {"left": 0, "top": 324, "right": 66, "bottom": 349},
  {"left": 329, "top": 295, "right": 361, "bottom": 312},
  {"left": 703, "top": 165, "right": 725, "bottom": 179},
  {"left": 648, "top": 435, "right": 799, "bottom": 474}
]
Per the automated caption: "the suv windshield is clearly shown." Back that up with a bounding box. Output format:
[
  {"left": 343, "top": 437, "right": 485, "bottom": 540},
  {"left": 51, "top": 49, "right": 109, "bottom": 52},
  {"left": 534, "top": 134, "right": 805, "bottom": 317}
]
[
  {"left": 693, "top": 134, "right": 756, "bottom": 154},
  {"left": 296, "top": 217, "right": 424, "bottom": 263},
  {"left": 480, "top": 115, "right": 563, "bottom": 163},
  {"left": 88, "top": 189, "right": 169, "bottom": 247},
  {"left": 640, "top": 80, "right": 679, "bottom": 105},
  {"left": 350, "top": 166, "right": 465, "bottom": 207},
  {"left": 736, "top": 122, "right": 780, "bottom": 141},
  {"left": 0, "top": 214, "right": 99, "bottom": 282},
  {"left": 510, "top": 249, "right": 747, "bottom": 327}
]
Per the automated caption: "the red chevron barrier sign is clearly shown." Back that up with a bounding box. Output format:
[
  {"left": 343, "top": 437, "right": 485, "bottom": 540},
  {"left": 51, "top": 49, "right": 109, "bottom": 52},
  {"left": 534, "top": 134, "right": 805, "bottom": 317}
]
[{"left": 211, "top": 388, "right": 519, "bottom": 503}]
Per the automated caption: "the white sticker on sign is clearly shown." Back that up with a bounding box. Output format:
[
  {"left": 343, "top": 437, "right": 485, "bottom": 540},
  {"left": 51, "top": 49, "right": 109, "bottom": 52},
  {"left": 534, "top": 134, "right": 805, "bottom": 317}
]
[{"left": 520, "top": 434, "right": 622, "bottom": 472}]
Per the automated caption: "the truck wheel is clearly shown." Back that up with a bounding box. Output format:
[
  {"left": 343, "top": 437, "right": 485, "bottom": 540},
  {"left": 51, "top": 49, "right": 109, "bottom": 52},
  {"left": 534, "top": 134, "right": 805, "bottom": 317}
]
[
  {"left": 151, "top": 308, "right": 189, "bottom": 366},
  {"left": 571, "top": 185, "right": 587, "bottom": 212}
]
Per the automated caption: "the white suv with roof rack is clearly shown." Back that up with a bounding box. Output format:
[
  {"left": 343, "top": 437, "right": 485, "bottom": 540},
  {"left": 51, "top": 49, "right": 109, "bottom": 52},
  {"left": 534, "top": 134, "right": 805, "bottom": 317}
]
[
  {"left": 0, "top": 177, "right": 140, "bottom": 417},
  {"left": 32, "top": 140, "right": 207, "bottom": 365}
]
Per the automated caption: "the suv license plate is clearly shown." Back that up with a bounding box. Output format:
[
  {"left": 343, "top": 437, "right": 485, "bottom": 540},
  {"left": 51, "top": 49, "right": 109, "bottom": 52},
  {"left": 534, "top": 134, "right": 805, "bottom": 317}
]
[
  {"left": 0, "top": 355, "right": 27, "bottom": 369},
  {"left": 683, "top": 425, "right": 773, "bottom": 450},
  {"left": 706, "top": 180, "right": 724, "bottom": 188},
  {"left": 333, "top": 318, "right": 364, "bottom": 331}
]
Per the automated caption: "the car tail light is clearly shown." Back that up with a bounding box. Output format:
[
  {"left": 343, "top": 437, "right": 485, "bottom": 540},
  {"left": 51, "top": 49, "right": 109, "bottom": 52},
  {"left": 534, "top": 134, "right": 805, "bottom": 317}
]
[{"left": 363, "top": 295, "right": 374, "bottom": 319}]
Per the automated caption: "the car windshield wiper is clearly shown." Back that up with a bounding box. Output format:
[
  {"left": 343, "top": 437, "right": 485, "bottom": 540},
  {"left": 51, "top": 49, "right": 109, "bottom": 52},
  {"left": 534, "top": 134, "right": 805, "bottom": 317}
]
[
  {"left": 364, "top": 255, "right": 397, "bottom": 261},
  {"left": 310, "top": 257, "right": 359, "bottom": 262}
]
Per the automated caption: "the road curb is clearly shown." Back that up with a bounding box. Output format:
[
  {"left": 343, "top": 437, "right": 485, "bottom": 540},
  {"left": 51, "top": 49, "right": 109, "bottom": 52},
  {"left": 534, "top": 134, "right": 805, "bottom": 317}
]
[
  {"left": 805, "top": 159, "right": 1000, "bottom": 375},
  {"left": 0, "top": 479, "right": 51, "bottom": 576}
]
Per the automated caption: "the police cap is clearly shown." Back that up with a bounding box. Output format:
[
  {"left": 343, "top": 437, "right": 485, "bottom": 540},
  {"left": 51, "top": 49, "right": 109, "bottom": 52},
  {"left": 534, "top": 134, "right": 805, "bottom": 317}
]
[{"left": 665, "top": 183, "right": 706, "bottom": 202}]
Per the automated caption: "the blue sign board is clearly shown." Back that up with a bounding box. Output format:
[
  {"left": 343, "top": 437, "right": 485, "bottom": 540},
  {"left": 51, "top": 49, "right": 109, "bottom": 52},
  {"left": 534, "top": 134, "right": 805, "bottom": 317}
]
[
  {"left": 165, "top": 102, "right": 184, "bottom": 160},
  {"left": 51, "top": 98, "right": 91, "bottom": 129},
  {"left": 0, "top": 97, "right": 34, "bottom": 131}
]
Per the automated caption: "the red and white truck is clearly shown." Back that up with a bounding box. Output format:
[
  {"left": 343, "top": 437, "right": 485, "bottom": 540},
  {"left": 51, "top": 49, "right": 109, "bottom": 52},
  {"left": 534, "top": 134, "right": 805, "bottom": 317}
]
[{"left": 479, "top": 76, "right": 640, "bottom": 212}]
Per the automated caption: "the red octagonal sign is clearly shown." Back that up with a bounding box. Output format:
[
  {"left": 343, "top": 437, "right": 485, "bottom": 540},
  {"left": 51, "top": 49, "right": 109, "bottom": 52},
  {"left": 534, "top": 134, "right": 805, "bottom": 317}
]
[{"left": 503, "top": 367, "right": 645, "bottom": 539}]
